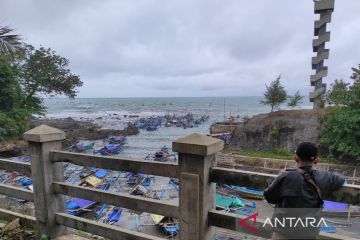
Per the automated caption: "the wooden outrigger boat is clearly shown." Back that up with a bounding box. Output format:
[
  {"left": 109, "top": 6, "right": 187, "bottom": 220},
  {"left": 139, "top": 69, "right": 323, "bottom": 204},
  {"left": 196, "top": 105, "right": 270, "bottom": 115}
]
[{"left": 223, "top": 184, "right": 264, "bottom": 200}]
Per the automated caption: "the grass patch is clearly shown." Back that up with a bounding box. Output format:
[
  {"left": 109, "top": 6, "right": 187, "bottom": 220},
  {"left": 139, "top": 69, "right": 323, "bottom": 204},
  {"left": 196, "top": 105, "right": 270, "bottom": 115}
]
[{"left": 238, "top": 149, "right": 293, "bottom": 160}]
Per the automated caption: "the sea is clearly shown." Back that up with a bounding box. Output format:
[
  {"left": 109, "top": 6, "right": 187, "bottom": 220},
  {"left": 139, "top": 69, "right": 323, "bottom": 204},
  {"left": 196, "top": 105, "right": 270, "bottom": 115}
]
[{"left": 43, "top": 97, "right": 312, "bottom": 159}]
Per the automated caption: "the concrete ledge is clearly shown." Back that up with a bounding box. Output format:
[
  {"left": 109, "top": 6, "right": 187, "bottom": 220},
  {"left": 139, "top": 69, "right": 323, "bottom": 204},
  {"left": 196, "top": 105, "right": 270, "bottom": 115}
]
[
  {"left": 0, "top": 158, "right": 31, "bottom": 176},
  {"left": 0, "top": 183, "right": 34, "bottom": 202},
  {"left": 23, "top": 125, "right": 65, "bottom": 143},
  {"left": 315, "top": 0, "right": 335, "bottom": 14},
  {"left": 56, "top": 213, "right": 166, "bottom": 240},
  {"left": 173, "top": 133, "right": 224, "bottom": 156}
]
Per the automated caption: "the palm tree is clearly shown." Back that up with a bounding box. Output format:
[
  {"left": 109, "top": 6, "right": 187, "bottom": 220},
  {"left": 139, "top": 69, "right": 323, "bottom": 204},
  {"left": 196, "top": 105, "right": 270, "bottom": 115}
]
[{"left": 0, "top": 25, "right": 21, "bottom": 55}]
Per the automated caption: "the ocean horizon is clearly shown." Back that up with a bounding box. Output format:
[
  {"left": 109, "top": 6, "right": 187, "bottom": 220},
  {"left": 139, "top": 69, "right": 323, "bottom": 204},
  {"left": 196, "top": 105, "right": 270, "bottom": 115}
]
[{"left": 42, "top": 96, "right": 312, "bottom": 159}]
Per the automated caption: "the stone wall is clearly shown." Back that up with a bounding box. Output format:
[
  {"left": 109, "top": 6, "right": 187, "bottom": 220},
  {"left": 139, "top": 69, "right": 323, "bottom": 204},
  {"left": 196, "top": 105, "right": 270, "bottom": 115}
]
[
  {"left": 210, "top": 122, "right": 239, "bottom": 134},
  {"left": 229, "top": 109, "right": 327, "bottom": 152}
]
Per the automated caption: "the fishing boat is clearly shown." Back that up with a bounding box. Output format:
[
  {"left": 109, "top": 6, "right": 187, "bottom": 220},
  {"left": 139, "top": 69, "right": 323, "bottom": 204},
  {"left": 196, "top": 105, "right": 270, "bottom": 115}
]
[
  {"left": 126, "top": 173, "right": 144, "bottom": 185},
  {"left": 95, "top": 169, "right": 108, "bottom": 179},
  {"left": 146, "top": 124, "right": 158, "bottom": 131},
  {"left": 321, "top": 200, "right": 360, "bottom": 217},
  {"left": 150, "top": 215, "right": 179, "bottom": 237},
  {"left": 145, "top": 146, "right": 177, "bottom": 162},
  {"left": 67, "top": 143, "right": 95, "bottom": 153},
  {"left": 216, "top": 193, "right": 245, "bottom": 211},
  {"left": 66, "top": 198, "right": 96, "bottom": 216},
  {"left": 93, "top": 144, "right": 124, "bottom": 156},
  {"left": 81, "top": 175, "right": 102, "bottom": 188},
  {"left": 169, "top": 178, "right": 179, "bottom": 191},
  {"left": 104, "top": 207, "right": 122, "bottom": 224},
  {"left": 223, "top": 184, "right": 264, "bottom": 200},
  {"left": 320, "top": 226, "right": 337, "bottom": 233},
  {"left": 107, "top": 135, "right": 127, "bottom": 145}
]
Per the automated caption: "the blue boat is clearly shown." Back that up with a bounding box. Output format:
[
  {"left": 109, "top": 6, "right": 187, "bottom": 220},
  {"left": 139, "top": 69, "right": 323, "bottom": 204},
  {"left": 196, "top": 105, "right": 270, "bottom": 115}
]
[
  {"left": 95, "top": 204, "right": 108, "bottom": 220},
  {"left": 94, "top": 144, "right": 124, "bottom": 156},
  {"left": 169, "top": 178, "right": 179, "bottom": 191},
  {"left": 104, "top": 208, "right": 122, "bottom": 224},
  {"left": 66, "top": 198, "right": 96, "bottom": 216},
  {"left": 146, "top": 124, "right": 158, "bottom": 131},
  {"left": 68, "top": 143, "right": 94, "bottom": 153},
  {"left": 107, "top": 135, "right": 127, "bottom": 145},
  {"left": 141, "top": 177, "right": 151, "bottom": 187},
  {"left": 95, "top": 169, "right": 108, "bottom": 179},
  {"left": 163, "top": 223, "right": 179, "bottom": 236}
]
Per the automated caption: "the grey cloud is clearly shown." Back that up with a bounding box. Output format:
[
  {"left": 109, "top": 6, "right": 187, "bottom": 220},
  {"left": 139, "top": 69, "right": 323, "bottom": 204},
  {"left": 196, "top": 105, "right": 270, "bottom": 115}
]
[{"left": 1, "top": 0, "right": 359, "bottom": 97}]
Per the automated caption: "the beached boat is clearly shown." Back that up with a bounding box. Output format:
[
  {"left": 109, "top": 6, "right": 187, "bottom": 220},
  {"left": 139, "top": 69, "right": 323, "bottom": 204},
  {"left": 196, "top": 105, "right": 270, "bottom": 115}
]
[
  {"left": 93, "top": 144, "right": 124, "bottom": 156},
  {"left": 150, "top": 214, "right": 179, "bottom": 237},
  {"left": 169, "top": 178, "right": 179, "bottom": 191},
  {"left": 66, "top": 198, "right": 96, "bottom": 216},
  {"left": 223, "top": 184, "right": 264, "bottom": 200},
  {"left": 104, "top": 207, "right": 122, "bottom": 224},
  {"left": 107, "top": 135, "right": 127, "bottom": 145},
  {"left": 216, "top": 193, "right": 245, "bottom": 211},
  {"left": 67, "top": 143, "right": 94, "bottom": 153},
  {"left": 95, "top": 169, "right": 108, "bottom": 179}
]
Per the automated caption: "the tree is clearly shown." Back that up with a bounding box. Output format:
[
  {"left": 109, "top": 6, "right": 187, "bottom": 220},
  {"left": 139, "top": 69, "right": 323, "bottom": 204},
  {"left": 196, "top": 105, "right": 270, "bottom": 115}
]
[
  {"left": 0, "top": 58, "right": 31, "bottom": 140},
  {"left": 260, "top": 75, "right": 287, "bottom": 112},
  {"left": 0, "top": 25, "right": 82, "bottom": 140},
  {"left": 321, "top": 65, "right": 360, "bottom": 162},
  {"left": 287, "top": 91, "right": 304, "bottom": 109},
  {"left": 325, "top": 79, "right": 349, "bottom": 107},
  {"left": 19, "top": 45, "right": 83, "bottom": 114},
  {"left": 0, "top": 26, "right": 21, "bottom": 56}
]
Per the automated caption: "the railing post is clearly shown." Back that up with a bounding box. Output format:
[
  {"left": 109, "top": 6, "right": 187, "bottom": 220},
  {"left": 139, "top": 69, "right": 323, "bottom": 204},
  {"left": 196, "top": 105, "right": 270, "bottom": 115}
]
[
  {"left": 23, "top": 124, "right": 67, "bottom": 239},
  {"left": 173, "top": 133, "right": 224, "bottom": 240}
]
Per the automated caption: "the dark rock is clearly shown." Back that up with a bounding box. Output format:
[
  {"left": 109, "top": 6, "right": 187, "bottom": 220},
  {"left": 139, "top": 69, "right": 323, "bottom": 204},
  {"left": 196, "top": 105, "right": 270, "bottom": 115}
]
[
  {"left": 229, "top": 109, "right": 327, "bottom": 152},
  {"left": 29, "top": 118, "right": 140, "bottom": 148}
]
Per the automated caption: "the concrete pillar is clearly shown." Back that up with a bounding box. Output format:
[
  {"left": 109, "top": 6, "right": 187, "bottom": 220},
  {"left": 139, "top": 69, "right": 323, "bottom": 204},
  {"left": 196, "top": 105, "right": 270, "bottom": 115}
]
[
  {"left": 173, "top": 133, "right": 224, "bottom": 240},
  {"left": 23, "top": 125, "right": 67, "bottom": 239}
]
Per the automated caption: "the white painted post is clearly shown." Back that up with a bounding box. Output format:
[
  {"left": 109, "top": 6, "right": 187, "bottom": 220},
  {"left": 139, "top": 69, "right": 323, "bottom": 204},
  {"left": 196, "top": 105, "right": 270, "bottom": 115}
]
[
  {"left": 24, "top": 125, "right": 67, "bottom": 238},
  {"left": 173, "top": 133, "right": 224, "bottom": 240}
]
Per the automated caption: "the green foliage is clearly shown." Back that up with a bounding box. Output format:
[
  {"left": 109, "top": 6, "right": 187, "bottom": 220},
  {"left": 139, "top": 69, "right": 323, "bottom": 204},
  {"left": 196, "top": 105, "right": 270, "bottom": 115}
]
[
  {"left": 321, "top": 108, "right": 360, "bottom": 162},
  {"left": 0, "top": 25, "right": 82, "bottom": 140},
  {"left": 326, "top": 79, "right": 350, "bottom": 106},
  {"left": 0, "top": 58, "right": 31, "bottom": 140},
  {"left": 287, "top": 91, "right": 303, "bottom": 109},
  {"left": 321, "top": 65, "right": 360, "bottom": 162},
  {"left": 19, "top": 45, "right": 83, "bottom": 114},
  {"left": 260, "top": 75, "right": 287, "bottom": 112},
  {"left": 269, "top": 126, "right": 279, "bottom": 139},
  {"left": 239, "top": 148, "right": 293, "bottom": 160}
]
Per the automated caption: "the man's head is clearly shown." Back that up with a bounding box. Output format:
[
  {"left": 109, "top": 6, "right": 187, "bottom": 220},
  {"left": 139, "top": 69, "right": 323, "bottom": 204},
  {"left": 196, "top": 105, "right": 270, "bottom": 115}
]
[{"left": 295, "top": 142, "right": 319, "bottom": 165}]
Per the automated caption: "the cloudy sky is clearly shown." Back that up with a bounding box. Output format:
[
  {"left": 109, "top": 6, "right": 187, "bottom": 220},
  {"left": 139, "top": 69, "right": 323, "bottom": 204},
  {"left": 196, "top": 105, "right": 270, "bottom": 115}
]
[{"left": 1, "top": 0, "right": 359, "bottom": 98}]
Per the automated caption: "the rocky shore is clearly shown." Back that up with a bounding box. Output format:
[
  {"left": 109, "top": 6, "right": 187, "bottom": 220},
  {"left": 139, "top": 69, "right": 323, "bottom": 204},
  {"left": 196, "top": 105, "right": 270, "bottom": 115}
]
[
  {"left": 0, "top": 117, "right": 139, "bottom": 157},
  {"left": 30, "top": 117, "right": 139, "bottom": 146}
]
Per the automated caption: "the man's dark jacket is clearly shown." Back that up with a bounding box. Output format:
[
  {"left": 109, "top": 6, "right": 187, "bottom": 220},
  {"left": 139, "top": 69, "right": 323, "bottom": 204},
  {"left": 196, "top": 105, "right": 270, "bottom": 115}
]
[{"left": 263, "top": 166, "right": 345, "bottom": 239}]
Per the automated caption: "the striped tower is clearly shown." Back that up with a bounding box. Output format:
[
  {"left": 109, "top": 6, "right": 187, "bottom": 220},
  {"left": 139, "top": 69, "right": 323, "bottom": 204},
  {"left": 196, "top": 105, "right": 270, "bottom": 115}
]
[{"left": 310, "top": 0, "right": 335, "bottom": 109}]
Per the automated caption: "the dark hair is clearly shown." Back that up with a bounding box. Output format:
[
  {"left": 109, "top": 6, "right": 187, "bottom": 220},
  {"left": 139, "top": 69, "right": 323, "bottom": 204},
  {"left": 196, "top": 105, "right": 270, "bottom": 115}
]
[{"left": 295, "top": 142, "right": 318, "bottom": 162}]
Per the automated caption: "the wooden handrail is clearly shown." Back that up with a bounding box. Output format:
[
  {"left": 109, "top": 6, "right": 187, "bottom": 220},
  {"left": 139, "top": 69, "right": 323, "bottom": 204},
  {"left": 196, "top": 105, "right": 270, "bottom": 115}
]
[
  {"left": 210, "top": 167, "right": 360, "bottom": 205},
  {"left": 51, "top": 150, "right": 179, "bottom": 179},
  {"left": 53, "top": 182, "right": 179, "bottom": 218},
  {"left": 0, "top": 158, "right": 31, "bottom": 176},
  {"left": 0, "top": 183, "right": 34, "bottom": 202},
  {"left": 55, "top": 213, "right": 167, "bottom": 240},
  {"left": 0, "top": 208, "right": 36, "bottom": 226}
]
